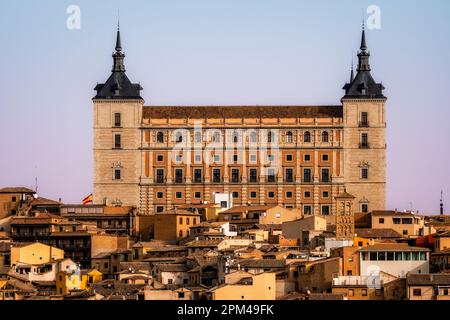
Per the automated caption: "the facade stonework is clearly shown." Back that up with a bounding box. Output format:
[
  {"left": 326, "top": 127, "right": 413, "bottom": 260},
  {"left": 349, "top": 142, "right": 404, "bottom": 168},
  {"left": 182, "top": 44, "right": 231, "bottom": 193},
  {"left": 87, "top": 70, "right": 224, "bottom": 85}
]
[{"left": 93, "top": 26, "right": 387, "bottom": 218}]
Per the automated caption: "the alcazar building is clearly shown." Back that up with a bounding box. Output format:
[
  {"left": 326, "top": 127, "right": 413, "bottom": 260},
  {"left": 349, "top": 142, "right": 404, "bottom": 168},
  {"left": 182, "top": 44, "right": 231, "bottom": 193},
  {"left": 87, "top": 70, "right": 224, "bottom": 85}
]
[{"left": 92, "top": 25, "right": 387, "bottom": 217}]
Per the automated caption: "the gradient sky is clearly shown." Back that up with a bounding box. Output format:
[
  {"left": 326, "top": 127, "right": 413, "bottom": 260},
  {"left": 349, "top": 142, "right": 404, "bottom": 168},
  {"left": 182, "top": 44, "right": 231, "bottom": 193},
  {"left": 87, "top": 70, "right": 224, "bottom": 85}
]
[{"left": 0, "top": 0, "right": 449, "bottom": 214}]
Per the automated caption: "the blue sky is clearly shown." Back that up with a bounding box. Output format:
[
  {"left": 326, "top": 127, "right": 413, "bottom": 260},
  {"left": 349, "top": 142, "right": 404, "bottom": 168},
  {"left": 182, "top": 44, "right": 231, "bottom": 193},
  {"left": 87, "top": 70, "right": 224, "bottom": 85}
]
[{"left": 0, "top": 0, "right": 449, "bottom": 214}]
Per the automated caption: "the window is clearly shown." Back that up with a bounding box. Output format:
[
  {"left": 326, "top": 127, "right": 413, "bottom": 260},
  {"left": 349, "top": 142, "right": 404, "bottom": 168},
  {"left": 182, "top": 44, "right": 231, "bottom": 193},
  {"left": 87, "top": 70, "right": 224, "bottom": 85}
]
[
  {"left": 212, "top": 168, "right": 221, "bottom": 183},
  {"left": 175, "top": 132, "right": 183, "bottom": 143},
  {"left": 303, "top": 168, "right": 312, "bottom": 183},
  {"left": 233, "top": 154, "right": 239, "bottom": 162},
  {"left": 286, "top": 191, "right": 293, "bottom": 198},
  {"left": 156, "top": 206, "right": 164, "bottom": 213},
  {"left": 231, "top": 169, "right": 240, "bottom": 183},
  {"left": 194, "top": 154, "right": 201, "bottom": 162},
  {"left": 179, "top": 217, "right": 183, "bottom": 225},
  {"left": 268, "top": 131, "right": 273, "bottom": 143},
  {"left": 250, "top": 191, "right": 257, "bottom": 198},
  {"left": 221, "top": 201, "right": 228, "bottom": 209},
  {"left": 157, "top": 132, "right": 164, "bottom": 143},
  {"left": 178, "top": 292, "right": 185, "bottom": 299},
  {"left": 11, "top": 196, "right": 16, "bottom": 202},
  {"left": 157, "top": 192, "right": 164, "bottom": 199},
  {"left": 322, "top": 191, "right": 329, "bottom": 198},
  {"left": 304, "top": 191, "right": 311, "bottom": 198},
  {"left": 268, "top": 192, "right": 275, "bottom": 198},
  {"left": 114, "top": 134, "right": 121, "bottom": 149},
  {"left": 304, "top": 154, "right": 311, "bottom": 162},
  {"left": 321, "top": 168, "right": 330, "bottom": 183},
  {"left": 387, "top": 252, "right": 394, "bottom": 261},
  {"left": 322, "top": 131, "right": 329, "bottom": 143},
  {"left": 348, "top": 289, "right": 354, "bottom": 297},
  {"left": 362, "top": 289, "right": 368, "bottom": 297},
  {"left": 213, "top": 132, "right": 221, "bottom": 143},
  {"left": 413, "top": 288, "right": 422, "bottom": 297},
  {"left": 267, "top": 168, "right": 276, "bottom": 183},
  {"left": 267, "top": 154, "right": 275, "bottom": 161},
  {"left": 361, "top": 203, "right": 369, "bottom": 213},
  {"left": 249, "top": 154, "right": 257, "bottom": 163},
  {"left": 232, "top": 192, "right": 239, "bottom": 198},
  {"left": 114, "top": 168, "right": 121, "bottom": 180},
  {"left": 168, "top": 279, "right": 173, "bottom": 285},
  {"left": 214, "top": 154, "right": 221, "bottom": 163},
  {"left": 157, "top": 155, "right": 164, "bottom": 162},
  {"left": 156, "top": 169, "right": 165, "bottom": 184},
  {"left": 194, "top": 168, "right": 203, "bottom": 183},
  {"left": 186, "top": 218, "right": 190, "bottom": 225},
  {"left": 322, "top": 154, "right": 329, "bottom": 161},
  {"left": 361, "top": 168, "right": 369, "bottom": 179},
  {"left": 379, "top": 218, "right": 385, "bottom": 224},
  {"left": 176, "top": 192, "right": 182, "bottom": 199},
  {"left": 194, "top": 192, "right": 201, "bottom": 199},
  {"left": 304, "top": 131, "right": 311, "bottom": 143},
  {"left": 403, "top": 230, "right": 408, "bottom": 235},
  {"left": 286, "top": 131, "right": 293, "bottom": 143},
  {"left": 114, "top": 113, "right": 121, "bottom": 127},
  {"left": 360, "top": 133, "right": 369, "bottom": 148},
  {"left": 232, "top": 132, "right": 239, "bottom": 143},
  {"left": 285, "top": 168, "right": 294, "bottom": 183},
  {"left": 360, "top": 112, "right": 369, "bottom": 126},
  {"left": 194, "top": 132, "right": 202, "bottom": 143},
  {"left": 303, "top": 205, "right": 312, "bottom": 215},
  {"left": 250, "top": 132, "right": 257, "bottom": 143},
  {"left": 249, "top": 168, "right": 258, "bottom": 183},
  {"left": 175, "top": 168, "right": 183, "bottom": 184},
  {"left": 321, "top": 205, "right": 330, "bottom": 216},
  {"left": 286, "top": 154, "right": 293, "bottom": 161}
]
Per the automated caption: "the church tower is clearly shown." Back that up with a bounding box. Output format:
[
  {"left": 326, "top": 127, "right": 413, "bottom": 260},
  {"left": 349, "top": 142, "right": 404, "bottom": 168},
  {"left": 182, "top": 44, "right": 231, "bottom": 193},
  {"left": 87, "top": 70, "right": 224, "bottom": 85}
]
[
  {"left": 342, "top": 24, "right": 387, "bottom": 213},
  {"left": 335, "top": 190, "right": 356, "bottom": 241},
  {"left": 92, "top": 24, "right": 143, "bottom": 207}
]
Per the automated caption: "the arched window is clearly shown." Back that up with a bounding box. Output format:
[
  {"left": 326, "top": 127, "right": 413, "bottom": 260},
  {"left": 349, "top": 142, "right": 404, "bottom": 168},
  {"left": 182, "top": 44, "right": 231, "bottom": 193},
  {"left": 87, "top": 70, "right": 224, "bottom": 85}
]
[
  {"left": 322, "top": 131, "right": 329, "bottom": 143},
  {"left": 250, "top": 131, "right": 257, "bottom": 143},
  {"left": 233, "top": 131, "right": 239, "bottom": 143},
  {"left": 194, "top": 132, "right": 202, "bottom": 143},
  {"left": 213, "top": 132, "right": 221, "bottom": 143},
  {"left": 175, "top": 132, "right": 183, "bottom": 143},
  {"left": 304, "top": 131, "right": 311, "bottom": 143},
  {"left": 157, "top": 132, "right": 164, "bottom": 143},
  {"left": 268, "top": 131, "right": 273, "bottom": 143},
  {"left": 286, "top": 131, "right": 293, "bottom": 143}
]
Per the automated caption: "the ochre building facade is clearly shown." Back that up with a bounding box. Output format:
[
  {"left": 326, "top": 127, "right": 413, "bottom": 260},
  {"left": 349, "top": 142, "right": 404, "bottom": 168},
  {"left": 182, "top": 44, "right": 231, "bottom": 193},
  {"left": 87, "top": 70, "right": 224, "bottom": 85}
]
[{"left": 93, "top": 26, "right": 386, "bottom": 217}]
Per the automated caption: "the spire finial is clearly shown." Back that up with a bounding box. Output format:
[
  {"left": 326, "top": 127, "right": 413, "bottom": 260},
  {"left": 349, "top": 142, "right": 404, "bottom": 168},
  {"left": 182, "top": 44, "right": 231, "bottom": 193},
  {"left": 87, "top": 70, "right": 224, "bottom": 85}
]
[
  {"left": 350, "top": 53, "right": 355, "bottom": 82},
  {"left": 360, "top": 19, "right": 367, "bottom": 52}
]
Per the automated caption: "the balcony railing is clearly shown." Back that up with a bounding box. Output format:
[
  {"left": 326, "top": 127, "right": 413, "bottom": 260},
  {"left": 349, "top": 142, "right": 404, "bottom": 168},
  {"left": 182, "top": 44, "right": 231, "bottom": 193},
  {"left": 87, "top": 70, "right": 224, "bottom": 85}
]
[
  {"left": 359, "top": 121, "right": 370, "bottom": 127},
  {"left": 359, "top": 143, "right": 370, "bottom": 149}
]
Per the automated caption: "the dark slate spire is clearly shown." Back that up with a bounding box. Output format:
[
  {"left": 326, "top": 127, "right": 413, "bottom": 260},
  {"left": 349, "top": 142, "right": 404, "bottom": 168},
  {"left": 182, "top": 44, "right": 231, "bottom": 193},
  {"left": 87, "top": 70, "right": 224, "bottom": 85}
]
[
  {"left": 342, "top": 23, "right": 385, "bottom": 100},
  {"left": 94, "top": 24, "right": 143, "bottom": 100},
  {"left": 350, "top": 58, "right": 354, "bottom": 83}
]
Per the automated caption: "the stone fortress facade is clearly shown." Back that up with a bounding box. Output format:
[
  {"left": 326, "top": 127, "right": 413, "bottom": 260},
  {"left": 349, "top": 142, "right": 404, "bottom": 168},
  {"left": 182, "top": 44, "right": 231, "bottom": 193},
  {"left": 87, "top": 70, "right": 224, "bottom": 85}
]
[{"left": 92, "top": 24, "right": 387, "bottom": 217}]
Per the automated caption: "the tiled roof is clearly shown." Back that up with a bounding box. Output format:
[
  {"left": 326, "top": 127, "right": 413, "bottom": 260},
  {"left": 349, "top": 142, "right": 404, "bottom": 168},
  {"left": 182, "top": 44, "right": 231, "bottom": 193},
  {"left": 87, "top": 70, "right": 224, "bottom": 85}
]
[
  {"left": 31, "top": 197, "right": 62, "bottom": 206},
  {"left": 0, "top": 187, "right": 35, "bottom": 194},
  {"left": 230, "top": 259, "right": 286, "bottom": 269},
  {"left": 0, "top": 242, "right": 12, "bottom": 252},
  {"left": 371, "top": 211, "right": 420, "bottom": 217},
  {"left": 359, "top": 243, "right": 430, "bottom": 252},
  {"left": 143, "top": 105, "right": 343, "bottom": 120},
  {"left": 220, "top": 205, "right": 277, "bottom": 215},
  {"left": 407, "top": 274, "right": 450, "bottom": 286},
  {"left": 155, "top": 264, "right": 189, "bottom": 272},
  {"left": 185, "top": 239, "right": 222, "bottom": 247},
  {"left": 355, "top": 228, "right": 403, "bottom": 239}
]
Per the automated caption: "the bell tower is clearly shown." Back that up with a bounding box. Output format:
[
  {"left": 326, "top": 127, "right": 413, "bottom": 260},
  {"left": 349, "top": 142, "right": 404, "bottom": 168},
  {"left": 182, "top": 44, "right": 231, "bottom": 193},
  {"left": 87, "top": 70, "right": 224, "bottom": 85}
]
[
  {"left": 335, "top": 190, "right": 356, "bottom": 241},
  {"left": 92, "top": 24, "right": 144, "bottom": 207}
]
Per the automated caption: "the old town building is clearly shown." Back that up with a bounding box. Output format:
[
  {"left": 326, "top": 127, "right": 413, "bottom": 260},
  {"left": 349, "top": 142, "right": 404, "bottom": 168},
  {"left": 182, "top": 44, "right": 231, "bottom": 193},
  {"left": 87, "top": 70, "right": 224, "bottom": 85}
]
[{"left": 92, "top": 25, "right": 387, "bottom": 217}]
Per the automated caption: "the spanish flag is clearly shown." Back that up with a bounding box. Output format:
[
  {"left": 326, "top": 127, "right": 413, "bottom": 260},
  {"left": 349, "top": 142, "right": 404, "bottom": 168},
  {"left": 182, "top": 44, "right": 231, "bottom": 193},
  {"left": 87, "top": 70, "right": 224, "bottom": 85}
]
[{"left": 82, "top": 194, "right": 93, "bottom": 205}]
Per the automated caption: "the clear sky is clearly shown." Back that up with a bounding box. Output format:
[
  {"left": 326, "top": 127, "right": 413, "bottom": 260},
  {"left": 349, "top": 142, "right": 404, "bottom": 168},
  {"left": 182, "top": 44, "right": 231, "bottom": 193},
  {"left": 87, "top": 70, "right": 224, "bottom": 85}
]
[{"left": 0, "top": 0, "right": 449, "bottom": 214}]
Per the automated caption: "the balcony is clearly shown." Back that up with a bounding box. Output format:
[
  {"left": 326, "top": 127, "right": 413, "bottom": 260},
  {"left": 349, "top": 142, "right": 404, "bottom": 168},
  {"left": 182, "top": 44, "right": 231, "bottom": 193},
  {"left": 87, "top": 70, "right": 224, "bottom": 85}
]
[
  {"left": 359, "top": 143, "right": 370, "bottom": 149},
  {"left": 359, "top": 121, "right": 370, "bottom": 128},
  {"left": 230, "top": 177, "right": 242, "bottom": 184}
]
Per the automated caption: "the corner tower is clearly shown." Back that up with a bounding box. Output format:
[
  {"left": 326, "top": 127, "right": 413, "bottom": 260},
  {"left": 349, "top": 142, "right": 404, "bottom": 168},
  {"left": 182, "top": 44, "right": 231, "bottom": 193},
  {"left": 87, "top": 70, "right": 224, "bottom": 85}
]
[
  {"left": 341, "top": 24, "right": 387, "bottom": 213},
  {"left": 92, "top": 24, "right": 143, "bottom": 207}
]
